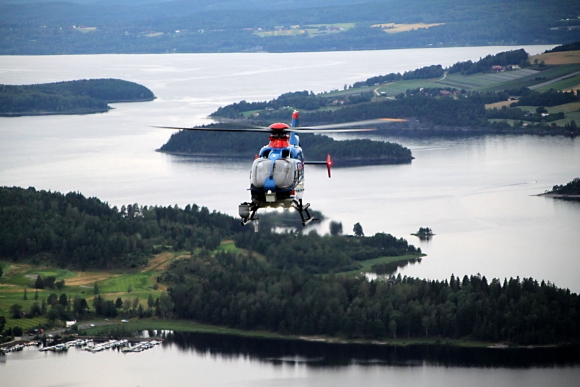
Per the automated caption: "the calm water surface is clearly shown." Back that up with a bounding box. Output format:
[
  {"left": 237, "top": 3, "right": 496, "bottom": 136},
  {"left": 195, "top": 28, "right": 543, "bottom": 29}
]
[
  {"left": 2, "top": 333, "right": 580, "bottom": 387},
  {"left": 1, "top": 46, "right": 580, "bottom": 385}
]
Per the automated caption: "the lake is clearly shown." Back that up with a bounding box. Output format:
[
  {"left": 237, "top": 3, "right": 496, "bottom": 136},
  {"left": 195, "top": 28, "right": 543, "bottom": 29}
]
[
  {"left": 1, "top": 46, "right": 580, "bottom": 385},
  {"left": 2, "top": 332, "right": 580, "bottom": 387}
]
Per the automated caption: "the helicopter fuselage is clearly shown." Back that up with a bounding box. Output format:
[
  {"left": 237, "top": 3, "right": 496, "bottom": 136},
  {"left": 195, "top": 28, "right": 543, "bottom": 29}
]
[{"left": 249, "top": 132, "right": 305, "bottom": 209}]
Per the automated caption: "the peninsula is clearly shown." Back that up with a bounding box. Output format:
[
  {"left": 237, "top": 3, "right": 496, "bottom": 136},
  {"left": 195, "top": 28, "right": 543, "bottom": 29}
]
[
  {"left": 0, "top": 79, "right": 155, "bottom": 116},
  {"left": 1, "top": 187, "right": 579, "bottom": 348},
  {"left": 541, "top": 177, "right": 580, "bottom": 201},
  {"left": 208, "top": 46, "right": 580, "bottom": 136}
]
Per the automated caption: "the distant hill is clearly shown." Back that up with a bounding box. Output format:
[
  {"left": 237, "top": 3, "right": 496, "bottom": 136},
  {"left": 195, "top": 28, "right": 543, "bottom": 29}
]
[{"left": 1, "top": 0, "right": 579, "bottom": 54}]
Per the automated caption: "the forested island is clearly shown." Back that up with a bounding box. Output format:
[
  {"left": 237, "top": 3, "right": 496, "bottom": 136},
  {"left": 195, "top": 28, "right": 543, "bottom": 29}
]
[
  {"left": 158, "top": 127, "right": 414, "bottom": 166},
  {"left": 207, "top": 47, "right": 580, "bottom": 136},
  {"left": 0, "top": 79, "right": 155, "bottom": 116},
  {"left": 1, "top": 186, "right": 580, "bottom": 347}
]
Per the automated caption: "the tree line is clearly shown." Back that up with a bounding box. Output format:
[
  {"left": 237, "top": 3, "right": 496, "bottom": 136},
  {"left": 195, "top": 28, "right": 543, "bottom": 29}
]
[
  {"left": 233, "top": 231, "right": 421, "bottom": 274},
  {"left": 448, "top": 49, "right": 530, "bottom": 75},
  {"left": 211, "top": 90, "right": 373, "bottom": 118},
  {"left": 550, "top": 178, "right": 580, "bottom": 195},
  {"left": 163, "top": 249, "right": 580, "bottom": 345},
  {"left": 0, "top": 79, "right": 155, "bottom": 115},
  {"left": 513, "top": 89, "right": 580, "bottom": 108},
  {"left": 0, "top": 187, "right": 241, "bottom": 269}
]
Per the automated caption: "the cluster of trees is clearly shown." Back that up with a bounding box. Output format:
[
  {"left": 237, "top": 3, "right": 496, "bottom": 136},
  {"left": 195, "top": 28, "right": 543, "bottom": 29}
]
[
  {"left": 91, "top": 293, "right": 171, "bottom": 319},
  {"left": 212, "top": 90, "right": 374, "bottom": 119},
  {"left": 448, "top": 49, "right": 530, "bottom": 75},
  {"left": 0, "top": 187, "right": 241, "bottom": 269},
  {"left": 486, "top": 106, "right": 565, "bottom": 123},
  {"left": 353, "top": 65, "right": 445, "bottom": 88},
  {"left": 296, "top": 94, "right": 488, "bottom": 128},
  {"left": 212, "top": 91, "right": 324, "bottom": 116},
  {"left": 163, "top": 250, "right": 580, "bottom": 345},
  {"left": 545, "top": 41, "right": 580, "bottom": 53},
  {"left": 3, "top": 291, "right": 168, "bottom": 336},
  {"left": 0, "top": 79, "right": 155, "bottom": 115},
  {"left": 415, "top": 227, "right": 433, "bottom": 236},
  {"left": 159, "top": 127, "right": 414, "bottom": 165},
  {"left": 7, "top": 291, "right": 89, "bottom": 325},
  {"left": 233, "top": 231, "right": 421, "bottom": 274},
  {"left": 33, "top": 275, "right": 65, "bottom": 291},
  {"left": 513, "top": 89, "right": 580, "bottom": 108},
  {"left": 550, "top": 177, "right": 580, "bottom": 195}
]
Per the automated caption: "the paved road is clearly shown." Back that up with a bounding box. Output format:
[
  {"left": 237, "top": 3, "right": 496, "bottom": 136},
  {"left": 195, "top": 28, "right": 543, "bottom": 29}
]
[{"left": 528, "top": 71, "right": 580, "bottom": 90}]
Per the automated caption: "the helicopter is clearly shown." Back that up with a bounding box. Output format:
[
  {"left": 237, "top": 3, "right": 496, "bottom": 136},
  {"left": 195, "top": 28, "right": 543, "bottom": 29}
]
[{"left": 158, "top": 111, "right": 405, "bottom": 226}]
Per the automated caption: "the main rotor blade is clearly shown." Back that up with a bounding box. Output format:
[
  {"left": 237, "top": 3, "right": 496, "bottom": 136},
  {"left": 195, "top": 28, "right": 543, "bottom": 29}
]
[
  {"left": 153, "top": 125, "right": 272, "bottom": 133},
  {"left": 288, "top": 127, "right": 375, "bottom": 133},
  {"left": 297, "top": 118, "right": 407, "bottom": 131},
  {"left": 209, "top": 117, "right": 270, "bottom": 130}
]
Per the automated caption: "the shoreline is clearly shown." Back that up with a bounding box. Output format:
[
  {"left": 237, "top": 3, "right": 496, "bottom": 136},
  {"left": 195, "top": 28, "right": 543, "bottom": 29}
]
[
  {"left": 0, "top": 98, "right": 156, "bottom": 117},
  {"left": 536, "top": 192, "right": 580, "bottom": 201},
  {"left": 78, "top": 318, "right": 578, "bottom": 350}
]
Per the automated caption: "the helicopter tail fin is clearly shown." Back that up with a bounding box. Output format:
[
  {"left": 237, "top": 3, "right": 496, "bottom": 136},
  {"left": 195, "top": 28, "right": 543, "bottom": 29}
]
[{"left": 291, "top": 110, "right": 299, "bottom": 128}]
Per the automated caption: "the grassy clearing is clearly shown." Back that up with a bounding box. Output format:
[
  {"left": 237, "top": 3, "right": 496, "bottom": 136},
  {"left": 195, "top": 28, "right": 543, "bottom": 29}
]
[
  {"left": 0, "top": 251, "right": 191, "bottom": 331},
  {"left": 535, "top": 74, "right": 580, "bottom": 92},
  {"left": 437, "top": 69, "right": 539, "bottom": 91},
  {"left": 216, "top": 240, "right": 244, "bottom": 253},
  {"left": 371, "top": 23, "right": 444, "bottom": 34},
  {"left": 375, "top": 79, "right": 441, "bottom": 96},
  {"left": 550, "top": 101, "right": 580, "bottom": 113},
  {"left": 529, "top": 50, "right": 580, "bottom": 65},
  {"left": 255, "top": 23, "right": 354, "bottom": 38},
  {"left": 485, "top": 100, "right": 517, "bottom": 109}
]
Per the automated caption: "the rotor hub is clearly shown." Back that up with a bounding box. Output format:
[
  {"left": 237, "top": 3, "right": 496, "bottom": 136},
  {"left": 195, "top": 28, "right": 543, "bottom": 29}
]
[{"left": 269, "top": 123, "right": 290, "bottom": 131}]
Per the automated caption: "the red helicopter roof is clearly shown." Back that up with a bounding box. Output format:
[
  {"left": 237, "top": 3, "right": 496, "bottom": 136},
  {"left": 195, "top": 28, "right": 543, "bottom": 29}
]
[{"left": 269, "top": 123, "right": 290, "bottom": 131}]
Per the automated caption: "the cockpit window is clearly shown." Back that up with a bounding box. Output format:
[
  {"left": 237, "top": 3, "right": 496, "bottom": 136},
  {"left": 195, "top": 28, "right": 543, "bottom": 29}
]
[
  {"left": 251, "top": 159, "right": 272, "bottom": 188},
  {"left": 272, "top": 159, "right": 294, "bottom": 189}
]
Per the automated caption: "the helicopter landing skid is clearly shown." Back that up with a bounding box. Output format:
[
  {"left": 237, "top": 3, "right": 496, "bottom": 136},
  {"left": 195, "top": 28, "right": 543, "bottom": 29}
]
[
  {"left": 292, "top": 199, "right": 320, "bottom": 226},
  {"left": 239, "top": 202, "right": 260, "bottom": 226}
]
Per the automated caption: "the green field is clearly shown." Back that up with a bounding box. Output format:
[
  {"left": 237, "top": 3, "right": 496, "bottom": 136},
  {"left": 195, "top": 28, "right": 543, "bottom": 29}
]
[
  {"left": 0, "top": 251, "right": 189, "bottom": 331},
  {"left": 534, "top": 74, "right": 580, "bottom": 92},
  {"left": 436, "top": 69, "right": 539, "bottom": 91},
  {"left": 375, "top": 79, "right": 442, "bottom": 96},
  {"left": 255, "top": 23, "right": 355, "bottom": 38}
]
